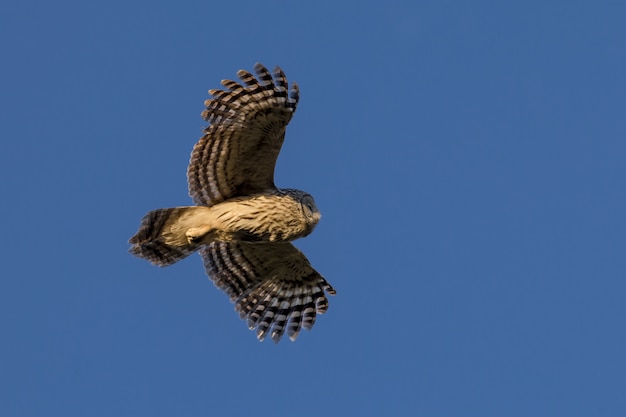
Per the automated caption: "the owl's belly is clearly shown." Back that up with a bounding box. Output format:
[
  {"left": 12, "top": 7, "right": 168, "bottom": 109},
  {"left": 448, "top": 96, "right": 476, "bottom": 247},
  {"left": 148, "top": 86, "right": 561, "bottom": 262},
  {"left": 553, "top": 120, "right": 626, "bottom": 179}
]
[{"left": 204, "top": 193, "right": 318, "bottom": 242}]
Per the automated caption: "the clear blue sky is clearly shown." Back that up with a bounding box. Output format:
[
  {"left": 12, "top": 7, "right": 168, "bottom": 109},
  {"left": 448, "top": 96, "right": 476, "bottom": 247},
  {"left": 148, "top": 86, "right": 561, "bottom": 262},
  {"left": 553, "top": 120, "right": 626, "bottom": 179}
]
[{"left": 2, "top": 1, "right": 625, "bottom": 416}]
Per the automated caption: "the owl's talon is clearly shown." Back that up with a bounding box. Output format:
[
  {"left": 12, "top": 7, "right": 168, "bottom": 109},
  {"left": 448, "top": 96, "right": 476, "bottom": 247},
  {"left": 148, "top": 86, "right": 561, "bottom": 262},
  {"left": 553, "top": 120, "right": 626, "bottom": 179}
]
[{"left": 186, "top": 226, "right": 208, "bottom": 243}]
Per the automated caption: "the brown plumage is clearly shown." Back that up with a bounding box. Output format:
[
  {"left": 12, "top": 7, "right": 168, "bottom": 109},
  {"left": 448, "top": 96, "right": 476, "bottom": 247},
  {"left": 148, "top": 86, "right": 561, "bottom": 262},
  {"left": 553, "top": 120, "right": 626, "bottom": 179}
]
[{"left": 129, "top": 63, "right": 335, "bottom": 342}]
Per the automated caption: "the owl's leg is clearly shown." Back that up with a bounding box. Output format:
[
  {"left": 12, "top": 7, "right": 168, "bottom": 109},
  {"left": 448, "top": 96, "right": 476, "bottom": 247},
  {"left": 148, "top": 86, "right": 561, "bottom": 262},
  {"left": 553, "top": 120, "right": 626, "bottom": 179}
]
[{"left": 186, "top": 225, "right": 213, "bottom": 243}]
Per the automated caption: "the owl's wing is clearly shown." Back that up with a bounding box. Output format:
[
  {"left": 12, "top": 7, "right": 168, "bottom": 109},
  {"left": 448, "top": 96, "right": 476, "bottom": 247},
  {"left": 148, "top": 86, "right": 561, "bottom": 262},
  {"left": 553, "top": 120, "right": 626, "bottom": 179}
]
[
  {"left": 188, "top": 63, "right": 300, "bottom": 207},
  {"left": 199, "top": 241, "right": 335, "bottom": 342}
]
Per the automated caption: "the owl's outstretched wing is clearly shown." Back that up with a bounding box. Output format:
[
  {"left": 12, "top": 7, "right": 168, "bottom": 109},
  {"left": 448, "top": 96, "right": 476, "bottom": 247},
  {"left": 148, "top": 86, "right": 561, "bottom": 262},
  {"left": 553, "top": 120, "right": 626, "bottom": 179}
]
[
  {"left": 199, "top": 241, "right": 336, "bottom": 343},
  {"left": 188, "top": 63, "right": 300, "bottom": 207}
]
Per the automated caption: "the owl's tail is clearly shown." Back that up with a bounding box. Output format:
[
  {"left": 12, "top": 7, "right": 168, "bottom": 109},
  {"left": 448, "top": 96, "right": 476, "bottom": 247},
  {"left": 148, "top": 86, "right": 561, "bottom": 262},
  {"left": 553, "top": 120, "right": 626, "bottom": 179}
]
[{"left": 128, "top": 207, "right": 210, "bottom": 267}]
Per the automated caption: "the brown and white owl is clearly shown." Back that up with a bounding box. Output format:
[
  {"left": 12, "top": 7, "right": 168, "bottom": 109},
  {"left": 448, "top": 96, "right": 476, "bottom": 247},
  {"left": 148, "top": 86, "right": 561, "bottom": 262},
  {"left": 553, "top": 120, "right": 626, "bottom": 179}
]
[{"left": 129, "top": 63, "right": 335, "bottom": 343}]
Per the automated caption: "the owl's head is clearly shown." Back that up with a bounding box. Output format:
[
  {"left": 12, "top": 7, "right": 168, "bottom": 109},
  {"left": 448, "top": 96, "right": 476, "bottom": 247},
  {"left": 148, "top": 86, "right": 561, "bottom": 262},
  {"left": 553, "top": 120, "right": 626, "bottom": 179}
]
[
  {"left": 300, "top": 193, "right": 321, "bottom": 225},
  {"left": 282, "top": 188, "right": 321, "bottom": 231}
]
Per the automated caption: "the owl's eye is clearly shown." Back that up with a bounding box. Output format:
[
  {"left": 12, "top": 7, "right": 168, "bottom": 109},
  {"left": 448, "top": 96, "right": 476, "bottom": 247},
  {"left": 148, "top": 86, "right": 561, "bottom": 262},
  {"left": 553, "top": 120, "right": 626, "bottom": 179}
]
[{"left": 301, "top": 195, "right": 318, "bottom": 217}]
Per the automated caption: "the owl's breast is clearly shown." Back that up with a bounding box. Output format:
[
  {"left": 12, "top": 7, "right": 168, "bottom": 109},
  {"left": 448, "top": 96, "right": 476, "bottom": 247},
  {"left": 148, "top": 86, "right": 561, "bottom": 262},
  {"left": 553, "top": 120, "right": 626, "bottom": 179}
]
[{"left": 208, "top": 193, "right": 318, "bottom": 242}]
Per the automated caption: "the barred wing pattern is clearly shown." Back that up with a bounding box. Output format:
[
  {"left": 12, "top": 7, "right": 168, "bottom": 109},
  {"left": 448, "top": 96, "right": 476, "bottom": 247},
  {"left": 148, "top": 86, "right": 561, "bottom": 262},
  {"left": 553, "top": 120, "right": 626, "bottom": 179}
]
[
  {"left": 187, "top": 64, "right": 300, "bottom": 207},
  {"left": 200, "top": 242, "right": 336, "bottom": 342}
]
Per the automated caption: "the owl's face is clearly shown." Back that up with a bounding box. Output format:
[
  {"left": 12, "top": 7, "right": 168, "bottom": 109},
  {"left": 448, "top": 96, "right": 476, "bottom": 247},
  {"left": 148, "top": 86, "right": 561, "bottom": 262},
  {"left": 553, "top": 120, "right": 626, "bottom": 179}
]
[
  {"left": 280, "top": 188, "right": 321, "bottom": 235},
  {"left": 300, "top": 194, "right": 321, "bottom": 226}
]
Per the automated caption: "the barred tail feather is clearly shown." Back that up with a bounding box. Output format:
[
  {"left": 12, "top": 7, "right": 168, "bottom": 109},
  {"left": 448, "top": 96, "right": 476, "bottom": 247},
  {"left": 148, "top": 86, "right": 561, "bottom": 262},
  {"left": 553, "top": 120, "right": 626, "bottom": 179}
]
[{"left": 129, "top": 207, "right": 205, "bottom": 267}]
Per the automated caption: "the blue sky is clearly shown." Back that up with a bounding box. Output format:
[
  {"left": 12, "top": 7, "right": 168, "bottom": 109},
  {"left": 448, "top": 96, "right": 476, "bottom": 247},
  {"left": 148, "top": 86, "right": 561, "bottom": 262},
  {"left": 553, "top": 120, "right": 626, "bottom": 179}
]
[{"left": 2, "top": 1, "right": 625, "bottom": 416}]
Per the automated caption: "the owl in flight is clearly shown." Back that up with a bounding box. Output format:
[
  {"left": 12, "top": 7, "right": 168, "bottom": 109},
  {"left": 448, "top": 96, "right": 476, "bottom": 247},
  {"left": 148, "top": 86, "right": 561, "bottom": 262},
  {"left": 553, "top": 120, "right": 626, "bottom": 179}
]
[{"left": 129, "top": 63, "right": 335, "bottom": 343}]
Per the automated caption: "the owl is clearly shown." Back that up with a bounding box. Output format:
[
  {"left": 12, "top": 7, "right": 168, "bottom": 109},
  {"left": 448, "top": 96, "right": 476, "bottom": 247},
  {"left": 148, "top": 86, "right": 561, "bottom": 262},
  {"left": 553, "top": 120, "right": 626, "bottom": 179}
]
[{"left": 129, "top": 63, "right": 335, "bottom": 343}]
